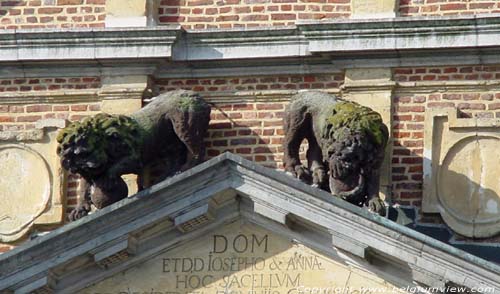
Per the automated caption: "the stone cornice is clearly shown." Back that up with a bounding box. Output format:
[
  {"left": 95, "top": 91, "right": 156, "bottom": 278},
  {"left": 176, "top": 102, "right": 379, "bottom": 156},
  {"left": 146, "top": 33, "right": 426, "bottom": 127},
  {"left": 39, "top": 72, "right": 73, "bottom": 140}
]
[
  {"left": 0, "top": 26, "right": 180, "bottom": 62},
  {"left": 1, "top": 15, "right": 500, "bottom": 78},
  {"left": 173, "top": 26, "right": 308, "bottom": 60},
  {"left": 299, "top": 14, "right": 500, "bottom": 53}
]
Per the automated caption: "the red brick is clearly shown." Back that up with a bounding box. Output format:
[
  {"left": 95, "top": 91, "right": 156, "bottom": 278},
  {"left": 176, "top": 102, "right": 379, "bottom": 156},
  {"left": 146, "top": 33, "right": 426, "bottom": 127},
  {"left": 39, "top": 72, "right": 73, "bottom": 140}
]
[
  {"left": 442, "top": 93, "right": 461, "bottom": 100},
  {"left": 271, "top": 13, "right": 296, "bottom": 20},
  {"left": 17, "top": 115, "right": 42, "bottom": 122},
  {"left": 9, "top": 106, "right": 24, "bottom": 113},
  {"left": 463, "top": 93, "right": 479, "bottom": 100},
  {"left": 393, "top": 114, "right": 412, "bottom": 121},
  {"left": 58, "top": 0, "right": 83, "bottom": 3},
  {"left": 71, "top": 104, "right": 88, "bottom": 111},
  {"left": 393, "top": 132, "right": 411, "bottom": 138},
  {"left": 395, "top": 69, "right": 412, "bottom": 75},
  {"left": 89, "top": 104, "right": 101, "bottom": 111},
  {"left": 256, "top": 104, "right": 283, "bottom": 110},
  {"left": 428, "top": 102, "right": 455, "bottom": 108},
  {"left": 393, "top": 148, "right": 411, "bottom": 156},
  {"left": 159, "top": 16, "right": 185, "bottom": 22},
  {"left": 230, "top": 138, "right": 257, "bottom": 145},
  {"left": 470, "top": 2, "right": 495, "bottom": 9},
  {"left": 396, "top": 106, "right": 425, "bottom": 113},
  {"left": 481, "top": 93, "right": 494, "bottom": 101},
  {"left": 26, "top": 105, "right": 51, "bottom": 112},
  {"left": 440, "top": 3, "right": 466, "bottom": 10},
  {"left": 488, "top": 103, "right": 500, "bottom": 110},
  {"left": 241, "top": 15, "right": 269, "bottom": 21},
  {"left": 38, "top": 7, "right": 63, "bottom": 14},
  {"left": 1, "top": 1, "right": 26, "bottom": 6},
  {"left": 210, "top": 122, "right": 231, "bottom": 129},
  {"left": 40, "top": 16, "right": 54, "bottom": 22},
  {"left": 0, "top": 116, "right": 15, "bottom": 123}
]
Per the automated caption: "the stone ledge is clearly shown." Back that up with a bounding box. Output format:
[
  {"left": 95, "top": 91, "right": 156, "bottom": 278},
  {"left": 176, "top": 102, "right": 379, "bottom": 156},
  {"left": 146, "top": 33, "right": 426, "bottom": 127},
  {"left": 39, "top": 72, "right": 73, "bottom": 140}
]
[
  {"left": 0, "top": 26, "right": 180, "bottom": 62},
  {"left": 1, "top": 15, "right": 500, "bottom": 76}
]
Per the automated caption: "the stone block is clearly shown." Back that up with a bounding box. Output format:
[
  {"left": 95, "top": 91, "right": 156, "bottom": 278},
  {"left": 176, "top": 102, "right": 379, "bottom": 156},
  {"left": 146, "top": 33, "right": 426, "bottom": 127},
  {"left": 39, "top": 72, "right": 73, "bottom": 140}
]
[
  {"left": 423, "top": 108, "right": 500, "bottom": 237},
  {"left": 0, "top": 119, "right": 67, "bottom": 242}
]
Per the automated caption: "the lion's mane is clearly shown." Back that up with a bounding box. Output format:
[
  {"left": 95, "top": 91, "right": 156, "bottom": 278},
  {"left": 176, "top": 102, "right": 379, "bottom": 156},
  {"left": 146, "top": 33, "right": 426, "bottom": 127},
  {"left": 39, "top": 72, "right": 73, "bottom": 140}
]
[
  {"left": 56, "top": 113, "right": 144, "bottom": 180},
  {"left": 322, "top": 101, "right": 388, "bottom": 180}
]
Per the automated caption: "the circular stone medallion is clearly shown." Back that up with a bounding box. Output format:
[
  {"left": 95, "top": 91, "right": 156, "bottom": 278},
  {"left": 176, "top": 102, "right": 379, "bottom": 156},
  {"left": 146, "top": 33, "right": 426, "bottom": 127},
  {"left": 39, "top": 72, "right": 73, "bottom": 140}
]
[
  {"left": 438, "top": 136, "right": 500, "bottom": 237},
  {"left": 0, "top": 145, "right": 51, "bottom": 240}
]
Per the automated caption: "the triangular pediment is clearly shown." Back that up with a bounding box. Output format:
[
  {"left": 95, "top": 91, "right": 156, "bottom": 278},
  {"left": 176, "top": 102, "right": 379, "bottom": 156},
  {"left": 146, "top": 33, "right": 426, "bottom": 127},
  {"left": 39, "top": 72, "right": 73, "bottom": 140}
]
[
  {"left": 80, "top": 220, "right": 403, "bottom": 293},
  {"left": 1, "top": 153, "right": 499, "bottom": 293}
]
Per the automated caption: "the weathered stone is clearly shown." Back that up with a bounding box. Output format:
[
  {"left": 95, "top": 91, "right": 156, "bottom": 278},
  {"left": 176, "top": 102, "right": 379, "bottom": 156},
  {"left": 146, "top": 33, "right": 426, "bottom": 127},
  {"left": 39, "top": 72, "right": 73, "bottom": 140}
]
[
  {"left": 282, "top": 91, "right": 388, "bottom": 214},
  {"left": 0, "top": 122, "right": 66, "bottom": 242},
  {"left": 423, "top": 108, "right": 500, "bottom": 238},
  {"left": 79, "top": 222, "right": 400, "bottom": 293},
  {"left": 57, "top": 90, "right": 211, "bottom": 221}
]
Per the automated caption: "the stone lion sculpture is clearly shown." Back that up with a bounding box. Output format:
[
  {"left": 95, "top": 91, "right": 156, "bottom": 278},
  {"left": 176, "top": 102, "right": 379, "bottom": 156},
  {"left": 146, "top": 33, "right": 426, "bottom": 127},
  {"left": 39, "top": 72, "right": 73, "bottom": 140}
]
[
  {"left": 283, "top": 91, "right": 388, "bottom": 215},
  {"left": 57, "top": 90, "right": 211, "bottom": 221}
]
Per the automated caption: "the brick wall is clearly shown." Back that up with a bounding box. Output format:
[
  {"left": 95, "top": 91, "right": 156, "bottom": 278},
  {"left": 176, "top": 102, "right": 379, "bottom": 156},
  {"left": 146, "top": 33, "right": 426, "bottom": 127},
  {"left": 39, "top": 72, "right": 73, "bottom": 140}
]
[
  {"left": 392, "top": 65, "right": 500, "bottom": 207},
  {"left": 158, "top": 0, "right": 351, "bottom": 29},
  {"left": 0, "top": 0, "right": 106, "bottom": 30},
  {"left": 0, "top": 77, "right": 101, "bottom": 92},
  {"left": 399, "top": 0, "right": 500, "bottom": 17},
  {"left": 155, "top": 74, "right": 344, "bottom": 167}
]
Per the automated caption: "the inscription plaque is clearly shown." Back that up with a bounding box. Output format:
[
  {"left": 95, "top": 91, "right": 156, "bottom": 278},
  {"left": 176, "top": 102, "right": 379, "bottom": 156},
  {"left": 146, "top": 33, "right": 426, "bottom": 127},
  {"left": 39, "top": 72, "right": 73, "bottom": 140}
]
[{"left": 81, "top": 222, "right": 402, "bottom": 294}]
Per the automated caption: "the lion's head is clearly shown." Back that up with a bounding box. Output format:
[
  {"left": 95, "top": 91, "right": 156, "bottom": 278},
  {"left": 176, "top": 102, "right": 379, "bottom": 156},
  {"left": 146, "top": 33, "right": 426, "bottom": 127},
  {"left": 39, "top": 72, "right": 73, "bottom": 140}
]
[
  {"left": 56, "top": 113, "right": 143, "bottom": 181},
  {"left": 322, "top": 101, "right": 388, "bottom": 203}
]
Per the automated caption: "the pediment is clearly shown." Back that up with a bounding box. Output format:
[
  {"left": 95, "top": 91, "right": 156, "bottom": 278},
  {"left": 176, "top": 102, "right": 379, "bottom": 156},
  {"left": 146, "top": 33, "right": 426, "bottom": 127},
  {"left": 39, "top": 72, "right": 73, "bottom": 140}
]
[
  {"left": 80, "top": 221, "right": 402, "bottom": 293},
  {"left": 0, "top": 153, "right": 499, "bottom": 293}
]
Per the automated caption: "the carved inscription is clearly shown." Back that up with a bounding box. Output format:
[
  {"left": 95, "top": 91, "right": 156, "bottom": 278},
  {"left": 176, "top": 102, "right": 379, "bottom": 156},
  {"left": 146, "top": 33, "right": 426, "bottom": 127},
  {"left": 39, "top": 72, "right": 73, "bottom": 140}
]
[
  {"left": 82, "top": 223, "right": 399, "bottom": 294},
  {"left": 161, "top": 234, "right": 323, "bottom": 293}
]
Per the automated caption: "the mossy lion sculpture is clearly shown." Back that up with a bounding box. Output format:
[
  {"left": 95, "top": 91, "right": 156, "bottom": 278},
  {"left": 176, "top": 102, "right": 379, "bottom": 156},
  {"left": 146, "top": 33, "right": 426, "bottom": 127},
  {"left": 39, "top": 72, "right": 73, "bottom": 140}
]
[
  {"left": 57, "top": 90, "right": 211, "bottom": 221},
  {"left": 283, "top": 91, "right": 388, "bottom": 215}
]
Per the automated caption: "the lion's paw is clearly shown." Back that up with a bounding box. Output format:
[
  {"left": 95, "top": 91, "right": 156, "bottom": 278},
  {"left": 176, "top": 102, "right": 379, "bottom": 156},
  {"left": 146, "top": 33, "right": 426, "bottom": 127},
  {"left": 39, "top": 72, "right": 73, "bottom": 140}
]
[
  {"left": 294, "top": 165, "right": 312, "bottom": 183},
  {"left": 312, "top": 168, "right": 328, "bottom": 188},
  {"left": 368, "top": 197, "right": 387, "bottom": 217},
  {"left": 68, "top": 203, "right": 91, "bottom": 222}
]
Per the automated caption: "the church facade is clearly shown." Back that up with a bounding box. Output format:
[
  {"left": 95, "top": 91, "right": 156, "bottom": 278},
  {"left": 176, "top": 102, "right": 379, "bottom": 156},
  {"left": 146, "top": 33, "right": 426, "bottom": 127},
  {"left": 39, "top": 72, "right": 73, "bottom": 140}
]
[{"left": 1, "top": 0, "right": 500, "bottom": 292}]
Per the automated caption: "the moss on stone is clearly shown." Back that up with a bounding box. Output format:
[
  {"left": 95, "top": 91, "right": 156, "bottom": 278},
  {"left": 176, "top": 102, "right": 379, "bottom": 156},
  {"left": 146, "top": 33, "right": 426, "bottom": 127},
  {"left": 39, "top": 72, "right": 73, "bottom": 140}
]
[
  {"left": 177, "top": 95, "right": 206, "bottom": 112},
  {"left": 57, "top": 113, "right": 145, "bottom": 177},
  {"left": 324, "top": 101, "right": 387, "bottom": 146}
]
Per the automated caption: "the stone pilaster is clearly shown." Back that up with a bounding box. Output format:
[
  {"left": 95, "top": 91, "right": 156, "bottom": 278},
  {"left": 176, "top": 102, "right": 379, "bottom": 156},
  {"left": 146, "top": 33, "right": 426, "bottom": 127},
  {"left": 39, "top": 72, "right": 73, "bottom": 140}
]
[
  {"left": 105, "top": 0, "right": 156, "bottom": 27},
  {"left": 351, "top": 0, "right": 398, "bottom": 18},
  {"left": 342, "top": 68, "right": 395, "bottom": 201}
]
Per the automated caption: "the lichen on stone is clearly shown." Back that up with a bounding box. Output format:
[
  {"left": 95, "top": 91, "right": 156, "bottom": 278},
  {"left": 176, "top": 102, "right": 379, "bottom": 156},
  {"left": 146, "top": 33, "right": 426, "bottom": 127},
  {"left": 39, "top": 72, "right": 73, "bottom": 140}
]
[
  {"left": 323, "top": 101, "right": 387, "bottom": 147},
  {"left": 177, "top": 95, "right": 206, "bottom": 112},
  {"left": 56, "top": 113, "right": 144, "bottom": 178}
]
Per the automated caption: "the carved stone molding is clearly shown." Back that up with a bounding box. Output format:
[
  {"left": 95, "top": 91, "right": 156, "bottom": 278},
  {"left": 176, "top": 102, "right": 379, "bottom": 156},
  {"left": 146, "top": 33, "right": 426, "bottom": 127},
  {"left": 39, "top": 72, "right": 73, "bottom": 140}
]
[
  {"left": 423, "top": 108, "right": 500, "bottom": 238},
  {"left": 0, "top": 119, "right": 67, "bottom": 242}
]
